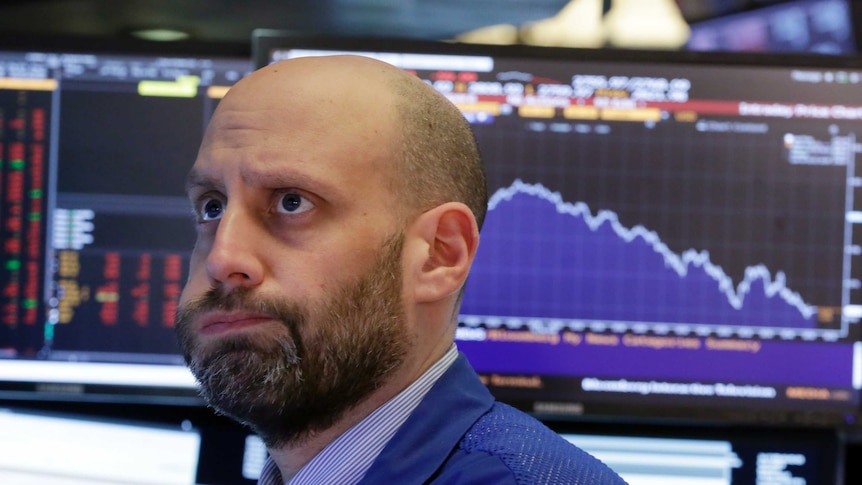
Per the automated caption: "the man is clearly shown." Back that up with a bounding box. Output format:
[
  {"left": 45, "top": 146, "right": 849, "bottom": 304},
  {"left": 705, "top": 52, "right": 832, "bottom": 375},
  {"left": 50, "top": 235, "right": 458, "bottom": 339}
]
[{"left": 175, "top": 54, "right": 627, "bottom": 484}]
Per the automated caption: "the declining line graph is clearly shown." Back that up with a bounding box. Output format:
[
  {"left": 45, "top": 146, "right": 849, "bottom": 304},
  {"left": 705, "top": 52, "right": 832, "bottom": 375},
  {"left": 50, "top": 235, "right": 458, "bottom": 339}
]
[
  {"left": 461, "top": 179, "right": 832, "bottom": 339},
  {"left": 492, "top": 179, "right": 817, "bottom": 317}
]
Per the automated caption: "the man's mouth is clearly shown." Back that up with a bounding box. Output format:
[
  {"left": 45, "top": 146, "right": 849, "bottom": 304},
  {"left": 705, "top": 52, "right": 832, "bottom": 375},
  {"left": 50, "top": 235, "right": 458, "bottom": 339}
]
[{"left": 198, "top": 312, "right": 276, "bottom": 335}]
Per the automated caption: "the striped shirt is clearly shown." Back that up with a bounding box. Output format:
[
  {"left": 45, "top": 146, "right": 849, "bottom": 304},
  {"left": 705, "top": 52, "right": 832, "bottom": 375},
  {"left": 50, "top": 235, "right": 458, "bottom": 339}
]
[{"left": 257, "top": 345, "right": 459, "bottom": 485}]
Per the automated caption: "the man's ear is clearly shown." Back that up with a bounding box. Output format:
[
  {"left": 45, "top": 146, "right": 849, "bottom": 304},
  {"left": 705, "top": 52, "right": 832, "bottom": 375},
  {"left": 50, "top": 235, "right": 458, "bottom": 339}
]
[{"left": 408, "top": 202, "right": 480, "bottom": 304}]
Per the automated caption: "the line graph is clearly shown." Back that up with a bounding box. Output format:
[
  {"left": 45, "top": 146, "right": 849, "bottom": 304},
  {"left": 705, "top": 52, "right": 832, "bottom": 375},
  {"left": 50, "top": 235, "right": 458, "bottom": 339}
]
[{"left": 461, "top": 180, "right": 839, "bottom": 339}]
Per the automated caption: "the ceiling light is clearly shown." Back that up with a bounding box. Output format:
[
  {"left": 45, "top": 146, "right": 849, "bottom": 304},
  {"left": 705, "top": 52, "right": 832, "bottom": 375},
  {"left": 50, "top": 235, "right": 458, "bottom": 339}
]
[
  {"left": 603, "top": 0, "right": 690, "bottom": 49},
  {"left": 520, "top": 0, "right": 606, "bottom": 48},
  {"left": 130, "top": 28, "right": 190, "bottom": 42},
  {"left": 455, "top": 24, "right": 520, "bottom": 45}
]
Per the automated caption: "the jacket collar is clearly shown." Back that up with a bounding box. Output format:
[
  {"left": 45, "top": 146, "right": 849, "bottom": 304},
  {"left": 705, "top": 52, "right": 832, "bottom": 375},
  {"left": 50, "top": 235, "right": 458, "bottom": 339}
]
[{"left": 359, "top": 353, "right": 494, "bottom": 483}]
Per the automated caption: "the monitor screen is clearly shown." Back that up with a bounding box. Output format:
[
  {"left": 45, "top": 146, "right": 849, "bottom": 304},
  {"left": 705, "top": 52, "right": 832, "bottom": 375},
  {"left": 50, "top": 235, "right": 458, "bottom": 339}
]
[
  {"left": 253, "top": 33, "right": 862, "bottom": 429},
  {"left": 0, "top": 42, "right": 252, "bottom": 404},
  {"left": 557, "top": 425, "right": 842, "bottom": 485},
  {"left": 0, "top": 407, "right": 202, "bottom": 484}
]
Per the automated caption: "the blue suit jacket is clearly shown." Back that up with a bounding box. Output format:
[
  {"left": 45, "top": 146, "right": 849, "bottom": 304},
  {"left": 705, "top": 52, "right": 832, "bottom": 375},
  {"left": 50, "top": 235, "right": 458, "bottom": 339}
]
[{"left": 360, "top": 354, "right": 628, "bottom": 484}]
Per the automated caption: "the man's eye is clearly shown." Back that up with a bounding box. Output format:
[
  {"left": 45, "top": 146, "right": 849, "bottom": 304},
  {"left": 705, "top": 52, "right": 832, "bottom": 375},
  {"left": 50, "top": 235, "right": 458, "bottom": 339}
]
[
  {"left": 277, "top": 192, "right": 314, "bottom": 214},
  {"left": 198, "top": 198, "right": 224, "bottom": 221}
]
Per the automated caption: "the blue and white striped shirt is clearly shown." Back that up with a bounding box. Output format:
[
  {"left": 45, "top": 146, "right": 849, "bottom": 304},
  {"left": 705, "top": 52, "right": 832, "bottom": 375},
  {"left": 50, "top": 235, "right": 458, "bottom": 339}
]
[{"left": 257, "top": 345, "right": 459, "bottom": 485}]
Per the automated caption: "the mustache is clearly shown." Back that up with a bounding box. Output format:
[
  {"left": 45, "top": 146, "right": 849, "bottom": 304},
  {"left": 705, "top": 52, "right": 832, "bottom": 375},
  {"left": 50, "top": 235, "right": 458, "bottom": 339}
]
[
  {"left": 175, "top": 286, "right": 306, "bottom": 341},
  {"left": 178, "top": 286, "right": 294, "bottom": 320}
]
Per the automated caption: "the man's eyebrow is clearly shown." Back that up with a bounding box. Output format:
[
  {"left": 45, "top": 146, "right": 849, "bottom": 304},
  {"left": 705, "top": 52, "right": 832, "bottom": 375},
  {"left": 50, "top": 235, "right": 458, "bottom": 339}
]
[
  {"left": 184, "top": 164, "right": 333, "bottom": 195},
  {"left": 239, "top": 164, "right": 330, "bottom": 194},
  {"left": 184, "top": 168, "right": 220, "bottom": 194}
]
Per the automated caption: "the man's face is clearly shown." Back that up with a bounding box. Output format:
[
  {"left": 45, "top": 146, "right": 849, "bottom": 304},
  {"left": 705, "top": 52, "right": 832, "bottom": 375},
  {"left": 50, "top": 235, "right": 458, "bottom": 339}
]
[
  {"left": 175, "top": 64, "right": 412, "bottom": 446},
  {"left": 175, "top": 232, "right": 408, "bottom": 447}
]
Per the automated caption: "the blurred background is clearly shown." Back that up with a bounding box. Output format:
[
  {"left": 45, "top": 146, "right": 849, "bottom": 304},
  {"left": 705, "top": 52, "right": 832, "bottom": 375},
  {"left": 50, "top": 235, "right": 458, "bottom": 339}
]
[{"left": 0, "top": 0, "right": 857, "bottom": 54}]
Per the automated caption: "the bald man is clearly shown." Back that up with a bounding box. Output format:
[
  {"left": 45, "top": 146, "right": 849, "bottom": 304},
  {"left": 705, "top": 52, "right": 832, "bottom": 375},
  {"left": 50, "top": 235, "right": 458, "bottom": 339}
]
[{"left": 175, "top": 55, "right": 627, "bottom": 484}]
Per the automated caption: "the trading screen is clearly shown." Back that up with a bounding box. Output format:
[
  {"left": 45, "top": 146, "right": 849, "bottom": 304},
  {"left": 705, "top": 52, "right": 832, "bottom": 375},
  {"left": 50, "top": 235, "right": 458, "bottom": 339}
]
[
  {"left": 0, "top": 49, "right": 251, "bottom": 401},
  {"left": 261, "top": 40, "right": 862, "bottom": 425},
  {"left": 2, "top": 36, "right": 861, "bottom": 426}
]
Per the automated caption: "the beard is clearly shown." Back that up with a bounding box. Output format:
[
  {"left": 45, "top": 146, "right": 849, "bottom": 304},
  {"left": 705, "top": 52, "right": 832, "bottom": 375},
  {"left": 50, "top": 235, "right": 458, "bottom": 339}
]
[{"left": 175, "top": 232, "right": 409, "bottom": 448}]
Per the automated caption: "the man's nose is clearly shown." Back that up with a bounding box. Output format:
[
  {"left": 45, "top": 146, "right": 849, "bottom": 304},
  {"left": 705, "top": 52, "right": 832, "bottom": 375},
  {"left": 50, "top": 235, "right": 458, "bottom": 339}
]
[{"left": 205, "top": 207, "right": 265, "bottom": 290}]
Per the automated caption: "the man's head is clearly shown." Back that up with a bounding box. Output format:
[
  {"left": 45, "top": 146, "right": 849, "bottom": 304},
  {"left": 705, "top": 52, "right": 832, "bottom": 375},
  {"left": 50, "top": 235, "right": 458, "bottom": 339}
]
[{"left": 175, "top": 55, "right": 487, "bottom": 446}]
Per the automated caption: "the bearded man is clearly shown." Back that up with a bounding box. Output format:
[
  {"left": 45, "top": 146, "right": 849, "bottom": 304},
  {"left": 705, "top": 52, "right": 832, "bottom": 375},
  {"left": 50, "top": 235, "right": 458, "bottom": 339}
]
[{"left": 176, "top": 54, "right": 626, "bottom": 485}]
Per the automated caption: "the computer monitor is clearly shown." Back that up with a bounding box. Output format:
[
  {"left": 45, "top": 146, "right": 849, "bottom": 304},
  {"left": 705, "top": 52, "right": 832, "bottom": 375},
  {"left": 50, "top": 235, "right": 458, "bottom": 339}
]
[
  {"left": 557, "top": 425, "right": 843, "bottom": 485},
  {"left": 0, "top": 406, "right": 201, "bottom": 484},
  {"left": 686, "top": 0, "right": 856, "bottom": 55},
  {"left": 0, "top": 39, "right": 252, "bottom": 404},
  {"left": 253, "top": 32, "right": 862, "bottom": 429}
]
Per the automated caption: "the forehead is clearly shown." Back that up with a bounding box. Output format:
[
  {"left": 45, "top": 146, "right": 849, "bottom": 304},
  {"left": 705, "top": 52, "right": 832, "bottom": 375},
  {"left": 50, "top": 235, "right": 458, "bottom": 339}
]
[{"left": 192, "top": 62, "right": 403, "bottom": 191}]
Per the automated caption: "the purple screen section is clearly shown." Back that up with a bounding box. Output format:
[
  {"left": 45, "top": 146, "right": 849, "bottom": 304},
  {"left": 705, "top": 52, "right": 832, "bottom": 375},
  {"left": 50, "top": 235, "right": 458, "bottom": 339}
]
[
  {"left": 463, "top": 184, "right": 818, "bottom": 328},
  {"left": 458, "top": 336, "right": 853, "bottom": 388}
]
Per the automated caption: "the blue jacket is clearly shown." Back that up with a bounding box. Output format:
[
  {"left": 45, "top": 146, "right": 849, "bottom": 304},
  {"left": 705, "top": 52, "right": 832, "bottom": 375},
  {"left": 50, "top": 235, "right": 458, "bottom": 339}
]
[{"left": 360, "top": 354, "right": 628, "bottom": 484}]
